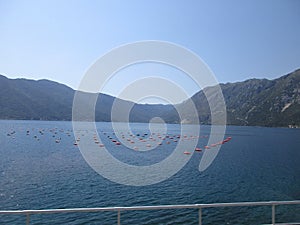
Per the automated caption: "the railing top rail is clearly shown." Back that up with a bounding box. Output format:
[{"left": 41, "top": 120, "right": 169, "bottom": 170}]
[{"left": 0, "top": 200, "right": 299, "bottom": 215}]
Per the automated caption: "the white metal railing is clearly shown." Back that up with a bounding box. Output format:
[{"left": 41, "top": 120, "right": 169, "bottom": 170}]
[{"left": 0, "top": 200, "right": 299, "bottom": 225}]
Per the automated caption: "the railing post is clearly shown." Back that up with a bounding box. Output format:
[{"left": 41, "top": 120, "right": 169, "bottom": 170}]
[
  {"left": 26, "top": 213, "right": 30, "bottom": 225},
  {"left": 198, "top": 207, "right": 202, "bottom": 225},
  {"left": 272, "top": 204, "right": 275, "bottom": 225},
  {"left": 117, "top": 209, "right": 121, "bottom": 225}
]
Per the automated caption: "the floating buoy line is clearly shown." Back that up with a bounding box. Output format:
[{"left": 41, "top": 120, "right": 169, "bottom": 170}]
[{"left": 5, "top": 127, "right": 232, "bottom": 155}]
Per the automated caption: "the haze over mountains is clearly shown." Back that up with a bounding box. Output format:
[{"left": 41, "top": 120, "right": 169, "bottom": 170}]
[{"left": 0, "top": 69, "right": 299, "bottom": 127}]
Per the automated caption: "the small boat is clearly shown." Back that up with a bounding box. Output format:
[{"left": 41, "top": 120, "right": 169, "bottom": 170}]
[{"left": 184, "top": 151, "right": 191, "bottom": 155}]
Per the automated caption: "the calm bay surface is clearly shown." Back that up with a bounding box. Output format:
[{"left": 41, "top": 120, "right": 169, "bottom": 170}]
[{"left": 0, "top": 120, "right": 299, "bottom": 224}]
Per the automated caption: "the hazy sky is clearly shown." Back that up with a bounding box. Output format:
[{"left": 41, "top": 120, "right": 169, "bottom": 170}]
[{"left": 0, "top": 0, "right": 300, "bottom": 102}]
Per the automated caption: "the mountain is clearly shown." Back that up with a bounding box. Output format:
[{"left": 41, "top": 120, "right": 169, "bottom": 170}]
[
  {"left": 0, "top": 69, "right": 299, "bottom": 127},
  {"left": 222, "top": 69, "right": 300, "bottom": 127},
  {"left": 0, "top": 76, "right": 74, "bottom": 120},
  {"left": 0, "top": 75, "right": 178, "bottom": 123},
  {"left": 188, "top": 69, "right": 300, "bottom": 127}
]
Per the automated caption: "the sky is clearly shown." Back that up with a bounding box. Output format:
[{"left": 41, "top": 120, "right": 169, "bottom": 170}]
[{"left": 0, "top": 0, "right": 300, "bottom": 103}]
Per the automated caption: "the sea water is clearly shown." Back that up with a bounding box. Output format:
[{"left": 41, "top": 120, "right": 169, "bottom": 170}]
[{"left": 0, "top": 120, "right": 299, "bottom": 224}]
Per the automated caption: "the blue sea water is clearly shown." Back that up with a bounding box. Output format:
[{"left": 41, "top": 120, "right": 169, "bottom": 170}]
[{"left": 0, "top": 120, "right": 300, "bottom": 224}]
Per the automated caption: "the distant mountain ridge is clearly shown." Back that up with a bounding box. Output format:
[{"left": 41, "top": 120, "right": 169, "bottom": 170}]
[
  {"left": 186, "top": 69, "right": 300, "bottom": 127},
  {"left": 0, "top": 69, "right": 299, "bottom": 127}
]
